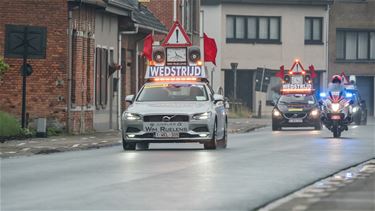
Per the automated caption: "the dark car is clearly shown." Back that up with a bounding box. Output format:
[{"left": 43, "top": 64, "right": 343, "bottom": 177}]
[
  {"left": 347, "top": 89, "right": 367, "bottom": 125},
  {"left": 272, "top": 94, "right": 322, "bottom": 131}
]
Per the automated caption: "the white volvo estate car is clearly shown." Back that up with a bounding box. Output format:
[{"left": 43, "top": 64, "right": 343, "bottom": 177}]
[{"left": 121, "top": 77, "right": 227, "bottom": 150}]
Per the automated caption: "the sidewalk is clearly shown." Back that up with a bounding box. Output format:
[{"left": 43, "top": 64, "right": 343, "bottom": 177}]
[
  {"left": 261, "top": 159, "right": 375, "bottom": 211},
  {"left": 0, "top": 117, "right": 270, "bottom": 158}
]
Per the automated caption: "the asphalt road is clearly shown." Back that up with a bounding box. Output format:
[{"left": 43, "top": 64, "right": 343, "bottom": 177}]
[{"left": 1, "top": 119, "right": 374, "bottom": 211}]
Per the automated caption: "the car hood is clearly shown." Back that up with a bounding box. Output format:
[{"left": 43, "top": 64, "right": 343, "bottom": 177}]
[
  {"left": 277, "top": 103, "right": 317, "bottom": 113},
  {"left": 126, "top": 101, "right": 211, "bottom": 115}
]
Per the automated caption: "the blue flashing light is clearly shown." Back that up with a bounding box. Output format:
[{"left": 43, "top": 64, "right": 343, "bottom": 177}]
[
  {"left": 345, "top": 92, "right": 353, "bottom": 98},
  {"left": 319, "top": 92, "right": 327, "bottom": 98}
]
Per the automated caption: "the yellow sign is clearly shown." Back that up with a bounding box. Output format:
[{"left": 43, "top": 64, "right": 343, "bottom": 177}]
[
  {"left": 144, "top": 84, "right": 168, "bottom": 89},
  {"left": 288, "top": 108, "right": 303, "bottom": 112}
]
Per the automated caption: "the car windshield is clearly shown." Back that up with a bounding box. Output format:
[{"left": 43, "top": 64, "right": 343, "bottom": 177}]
[
  {"left": 137, "top": 83, "right": 208, "bottom": 102},
  {"left": 278, "top": 94, "right": 315, "bottom": 104}
]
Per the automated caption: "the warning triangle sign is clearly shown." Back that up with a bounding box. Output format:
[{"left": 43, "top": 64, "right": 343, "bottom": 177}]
[{"left": 162, "top": 21, "right": 192, "bottom": 47}]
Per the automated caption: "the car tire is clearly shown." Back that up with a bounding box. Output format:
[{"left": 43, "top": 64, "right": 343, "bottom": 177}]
[
  {"left": 354, "top": 115, "right": 361, "bottom": 125},
  {"left": 137, "top": 142, "right": 149, "bottom": 150},
  {"left": 204, "top": 121, "right": 217, "bottom": 150},
  {"left": 314, "top": 122, "right": 322, "bottom": 130},
  {"left": 218, "top": 120, "right": 228, "bottom": 149},
  {"left": 122, "top": 138, "right": 136, "bottom": 151},
  {"left": 272, "top": 123, "right": 280, "bottom": 131},
  {"left": 362, "top": 115, "right": 367, "bottom": 125}
]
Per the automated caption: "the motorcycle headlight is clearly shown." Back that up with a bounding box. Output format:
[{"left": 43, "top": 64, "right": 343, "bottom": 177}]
[
  {"left": 273, "top": 109, "right": 281, "bottom": 117},
  {"left": 124, "top": 112, "right": 141, "bottom": 121},
  {"left": 353, "top": 106, "right": 359, "bottom": 113},
  {"left": 331, "top": 103, "right": 340, "bottom": 112},
  {"left": 192, "top": 112, "right": 211, "bottom": 120},
  {"left": 310, "top": 109, "right": 319, "bottom": 116}
]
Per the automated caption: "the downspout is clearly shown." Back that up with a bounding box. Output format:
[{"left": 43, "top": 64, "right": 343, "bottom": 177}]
[
  {"left": 118, "top": 26, "right": 139, "bottom": 130},
  {"left": 117, "top": 34, "right": 122, "bottom": 130},
  {"left": 173, "top": 0, "right": 177, "bottom": 21},
  {"left": 323, "top": 3, "right": 330, "bottom": 91},
  {"left": 67, "top": 10, "right": 73, "bottom": 134}
]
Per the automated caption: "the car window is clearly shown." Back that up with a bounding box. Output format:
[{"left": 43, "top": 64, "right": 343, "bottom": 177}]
[
  {"left": 137, "top": 83, "right": 208, "bottom": 102},
  {"left": 278, "top": 94, "right": 315, "bottom": 104}
]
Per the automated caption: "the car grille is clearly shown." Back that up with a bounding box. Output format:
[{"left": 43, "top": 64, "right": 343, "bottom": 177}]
[
  {"left": 193, "top": 126, "right": 209, "bottom": 132},
  {"left": 283, "top": 113, "right": 307, "bottom": 119},
  {"left": 126, "top": 127, "right": 141, "bottom": 132},
  {"left": 143, "top": 115, "right": 189, "bottom": 122}
]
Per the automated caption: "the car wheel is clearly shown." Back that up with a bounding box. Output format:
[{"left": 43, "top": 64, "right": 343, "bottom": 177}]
[
  {"left": 354, "top": 115, "right": 361, "bottom": 125},
  {"left": 122, "top": 138, "right": 136, "bottom": 151},
  {"left": 272, "top": 123, "right": 280, "bottom": 131},
  {"left": 204, "top": 121, "right": 217, "bottom": 150},
  {"left": 362, "top": 115, "right": 367, "bottom": 125},
  {"left": 137, "top": 142, "right": 149, "bottom": 150},
  {"left": 218, "top": 120, "right": 228, "bottom": 149},
  {"left": 314, "top": 122, "right": 322, "bottom": 130}
]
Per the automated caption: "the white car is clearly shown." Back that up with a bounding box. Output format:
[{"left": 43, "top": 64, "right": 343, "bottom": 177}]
[{"left": 121, "top": 81, "right": 227, "bottom": 150}]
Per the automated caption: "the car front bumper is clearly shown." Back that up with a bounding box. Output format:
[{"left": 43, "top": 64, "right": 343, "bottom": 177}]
[
  {"left": 121, "top": 118, "right": 214, "bottom": 143},
  {"left": 272, "top": 113, "right": 321, "bottom": 127}
]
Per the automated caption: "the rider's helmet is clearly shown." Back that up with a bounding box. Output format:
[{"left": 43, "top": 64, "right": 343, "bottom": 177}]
[{"left": 331, "top": 75, "right": 342, "bottom": 84}]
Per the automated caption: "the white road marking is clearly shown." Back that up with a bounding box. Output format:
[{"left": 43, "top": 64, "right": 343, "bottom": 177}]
[
  {"left": 6, "top": 151, "right": 16, "bottom": 154},
  {"left": 17, "top": 143, "right": 26, "bottom": 146},
  {"left": 21, "top": 148, "right": 30, "bottom": 151},
  {"left": 72, "top": 144, "right": 80, "bottom": 148}
]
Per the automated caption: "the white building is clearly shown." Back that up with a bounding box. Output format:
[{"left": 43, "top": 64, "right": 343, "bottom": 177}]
[{"left": 202, "top": 0, "right": 332, "bottom": 115}]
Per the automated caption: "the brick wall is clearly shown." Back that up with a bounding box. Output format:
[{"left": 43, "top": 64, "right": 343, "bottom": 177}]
[
  {"left": 328, "top": 1, "right": 375, "bottom": 77},
  {"left": 0, "top": 0, "right": 68, "bottom": 129},
  {"left": 70, "top": 5, "right": 96, "bottom": 134}
]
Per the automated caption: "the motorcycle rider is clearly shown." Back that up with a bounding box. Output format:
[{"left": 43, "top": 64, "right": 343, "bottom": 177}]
[
  {"left": 323, "top": 75, "right": 353, "bottom": 129},
  {"left": 327, "top": 75, "right": 346, "bottom": 93}
]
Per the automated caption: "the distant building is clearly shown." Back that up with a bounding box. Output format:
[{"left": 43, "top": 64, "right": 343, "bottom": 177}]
[
  {"left": 142, "top": 0, "right": 201, "bottom": 46},
  {"left": 0, "top": 0, "right": 166, "bottom": 133},
  {"left": 328, "top": 0, "right": 375, "bottom": 116},
  {"left": 202, "top": 0, "right": 332, "bottom": 115}
]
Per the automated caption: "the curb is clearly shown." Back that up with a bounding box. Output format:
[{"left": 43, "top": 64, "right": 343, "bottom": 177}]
[{"left": 257, "top": 159, "right": 375, "bottom": 211}]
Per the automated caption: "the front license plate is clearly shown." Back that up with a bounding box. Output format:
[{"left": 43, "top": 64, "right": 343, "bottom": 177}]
[
  {"left": 143, "top": 122, "right": 189, "bottom": 133},
  {"left": 289, "top": 119, "right": 303, "bottom": 123},
  {"left": 331, "top": 115, "right": 341, "bottom": 120},
  {"left": 155, "top": 132, "right": 179, "bottom": 138}
]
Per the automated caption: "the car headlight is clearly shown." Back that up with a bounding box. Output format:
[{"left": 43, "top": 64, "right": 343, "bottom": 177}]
[
  {"left": 310, "top": 109, "right": 319, "bottom": 116},
  {"left": 124, "top": 112, "right": 141, "bottom": 120},
  {"left": 331, "top": 103, "right": 340, "bottom": 112},
  {"left": 352, "top": 106, "right": 359, "bottom": 113},
  {"left": 192, "top": 112, "right": 211, "bottom": 120},
  {"left": 273, "top": 109, "right": 281, "bottom": 117}
]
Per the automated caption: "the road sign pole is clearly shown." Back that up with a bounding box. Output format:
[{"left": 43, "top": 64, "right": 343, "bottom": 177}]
[
  {"left": 230, "top": 63, "right": 238, "bottom": 101},
  {"left": 21, "top": 27, "right": 28, "bottom": 128}
]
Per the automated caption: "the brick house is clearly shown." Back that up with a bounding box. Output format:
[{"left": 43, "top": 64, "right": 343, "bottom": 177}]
[
  {"left": 142, "top": 0, "right": 201, "bottom": 46},
  {"left": 328, "top": 0, "right": 375, "bottom": 116},
  {"left": 0, "top": 0, "right": 166, "bottom": 133}
]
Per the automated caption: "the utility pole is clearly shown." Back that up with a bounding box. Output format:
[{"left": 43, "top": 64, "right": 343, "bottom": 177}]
[{"left": 230, "top": 63, "right": 238, "bottom": 100}]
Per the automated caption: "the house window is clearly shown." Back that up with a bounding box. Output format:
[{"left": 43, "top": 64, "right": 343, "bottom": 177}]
[
  {"left": 336, "top": 29, "right": 375, "bottom": 61},
  {"left": 305, "top": 17, "right": 323, "bottom": 44},
  {"left": 226, "top": 15, "right": 281, "bottom": 44}
]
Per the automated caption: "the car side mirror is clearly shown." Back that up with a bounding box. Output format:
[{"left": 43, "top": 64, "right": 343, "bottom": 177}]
[
  {"left": 360, "top": 100, "right": 366, "bottom": 105},
  {"left": 125, "top": 95, "right": 135, "bottom": 104},
  {"left": 213, "top": 94, "right": 224, "bottom": 104}
]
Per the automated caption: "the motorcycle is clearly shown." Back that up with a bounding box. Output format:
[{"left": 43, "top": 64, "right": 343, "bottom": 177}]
[{"left": 319, "top": 90, "right": 353, "bottom": 138}]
